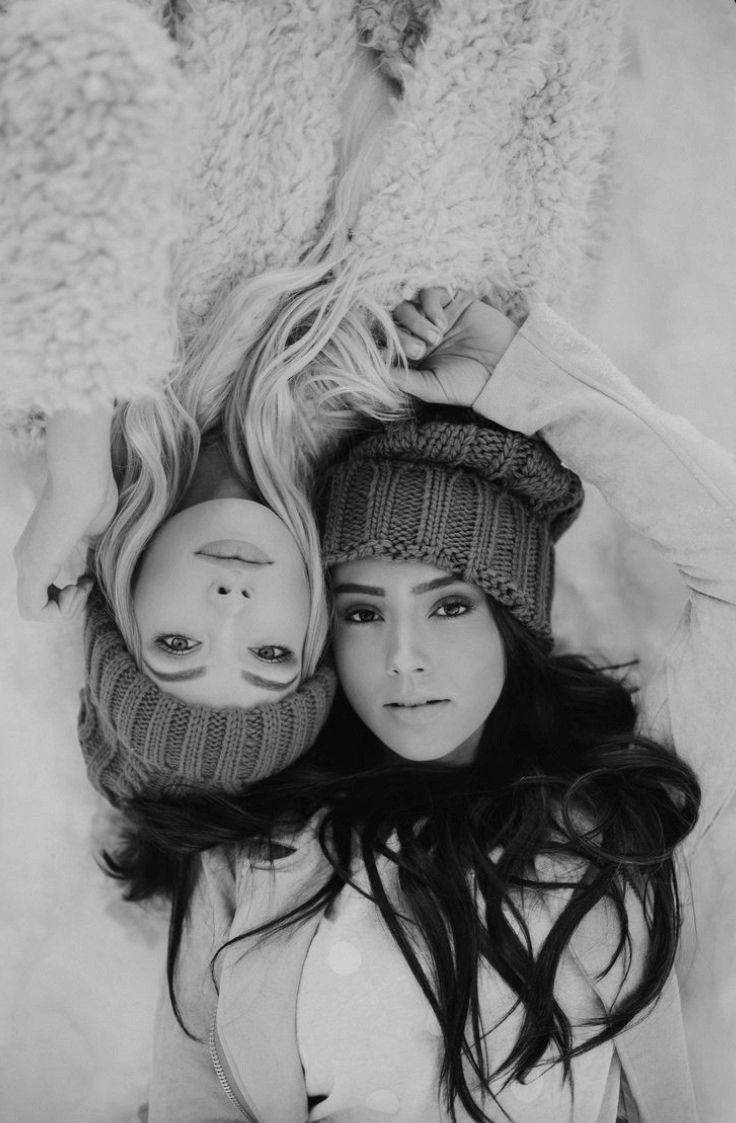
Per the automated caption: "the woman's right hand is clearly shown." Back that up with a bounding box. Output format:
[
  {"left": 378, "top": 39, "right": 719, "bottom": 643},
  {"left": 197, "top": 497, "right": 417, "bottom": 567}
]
[
  {"left": 392, "top": 289, "right": 518, "bottom": 408},
  {"left": 14, "top": 406, "right": 118, "bottom": 620}
]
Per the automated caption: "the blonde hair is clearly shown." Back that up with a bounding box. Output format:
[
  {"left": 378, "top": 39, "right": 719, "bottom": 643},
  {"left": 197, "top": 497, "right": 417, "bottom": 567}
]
[{"left": 95, "top": 49, "right": 408, "bottom": 680}]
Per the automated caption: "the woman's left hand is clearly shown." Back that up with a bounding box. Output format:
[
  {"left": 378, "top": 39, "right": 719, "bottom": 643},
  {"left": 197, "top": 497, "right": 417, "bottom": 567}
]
[{"left": 391, "top": 288, "right": 518, "bottom": 408}]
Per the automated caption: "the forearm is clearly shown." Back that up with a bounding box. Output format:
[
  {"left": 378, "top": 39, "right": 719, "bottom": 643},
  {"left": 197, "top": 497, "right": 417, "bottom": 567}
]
[
  {"left": 475, "top": 304, "right": 736, "bottom": 836},
  {"left": 44, "top": 405, "right": 115, "bottom": 486},
  {"left": 475, "top": 304, "right": 736, "bottom": 603}
]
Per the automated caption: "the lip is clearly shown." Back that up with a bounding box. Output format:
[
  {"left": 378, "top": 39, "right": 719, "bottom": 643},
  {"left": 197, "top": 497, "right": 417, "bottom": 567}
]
[
  {"left": 196, "top": 539, "right": 273, "bottom": 565},
  {"left": 384, "top": 699, "right": 449, "bottom": 722}
]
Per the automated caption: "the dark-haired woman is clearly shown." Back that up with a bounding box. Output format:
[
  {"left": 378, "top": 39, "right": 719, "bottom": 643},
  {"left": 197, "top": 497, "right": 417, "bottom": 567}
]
[{"left": 140, "top": 295, "right": 735, "bottom": 1122}]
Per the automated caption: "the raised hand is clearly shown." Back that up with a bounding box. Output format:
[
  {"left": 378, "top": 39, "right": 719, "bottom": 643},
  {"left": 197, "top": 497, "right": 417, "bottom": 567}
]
[{"left": 392, "top": 288, "right": 518, "bottom": 409}]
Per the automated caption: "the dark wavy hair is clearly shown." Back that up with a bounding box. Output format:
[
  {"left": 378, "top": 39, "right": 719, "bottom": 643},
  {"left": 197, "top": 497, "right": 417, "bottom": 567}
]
[{"left": 105, "top": 601, "right": 700, "bottom": 1122}]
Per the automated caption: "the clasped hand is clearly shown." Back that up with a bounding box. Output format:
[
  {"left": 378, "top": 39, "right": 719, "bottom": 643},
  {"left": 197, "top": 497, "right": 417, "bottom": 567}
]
[{"left": 390, "top": 288, "right": 518, "bottom": 407}]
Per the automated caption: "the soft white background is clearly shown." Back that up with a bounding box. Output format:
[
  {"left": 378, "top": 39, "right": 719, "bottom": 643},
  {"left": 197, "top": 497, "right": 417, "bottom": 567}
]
[{"left": 1, "top": 1, "right": 735, "bottom": 1118}]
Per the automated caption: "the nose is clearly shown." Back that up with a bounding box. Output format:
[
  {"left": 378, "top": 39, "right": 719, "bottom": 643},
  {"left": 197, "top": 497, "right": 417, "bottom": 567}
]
[
  {"left": 386, "top": 621, "right": 427, "bottom": 676},
  {"left": 207, "top": 579, "right": 250, "bottom": 609}
]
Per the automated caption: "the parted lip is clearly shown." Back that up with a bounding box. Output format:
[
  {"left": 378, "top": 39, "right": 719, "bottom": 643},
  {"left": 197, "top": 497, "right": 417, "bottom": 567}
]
[{"left": 196, "top": 539, "right": 272, "bottom": 565}]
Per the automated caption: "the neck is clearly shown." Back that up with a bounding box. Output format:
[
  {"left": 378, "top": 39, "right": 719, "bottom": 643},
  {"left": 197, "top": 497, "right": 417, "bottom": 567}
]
[{"left": 176, "top": 436, "right": 260, "bottom": 512}]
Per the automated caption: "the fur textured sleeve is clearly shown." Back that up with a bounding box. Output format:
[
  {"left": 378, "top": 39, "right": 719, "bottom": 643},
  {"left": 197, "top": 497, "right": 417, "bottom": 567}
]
[
  {"left": 350, "top": 0, "right": 623, "bottom": 322},
  {"left": 0, "top": 0, "right": 189, "bottom": 434},
  {"left": 171, "top": 0, "right": 355, "bottom": 333}
]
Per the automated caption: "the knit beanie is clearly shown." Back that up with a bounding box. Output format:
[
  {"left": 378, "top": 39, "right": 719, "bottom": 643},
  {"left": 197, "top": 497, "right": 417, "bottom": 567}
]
[
  {"left": 320, "top": 414, "right": 584, "bottom": 649},
  {"left": 78, "top": 588, "right": 336, "bottom": 806}
]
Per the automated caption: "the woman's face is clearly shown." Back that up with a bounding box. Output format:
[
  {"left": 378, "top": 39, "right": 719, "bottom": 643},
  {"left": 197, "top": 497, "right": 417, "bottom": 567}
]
[
  {"left": 332, "top": 559, "right": 505, "bottom": 765},
  {"left": 132, "top": 499, "right": 310, "bottom": 707}
]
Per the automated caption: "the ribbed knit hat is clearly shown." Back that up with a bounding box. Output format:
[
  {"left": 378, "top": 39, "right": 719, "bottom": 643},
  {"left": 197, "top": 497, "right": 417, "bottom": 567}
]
[
  {"left": 321, "top": 413, "right": 584, "bottom": 649},
  {"left": 78, "top": 587, "right": 336, "bottom": 806}
]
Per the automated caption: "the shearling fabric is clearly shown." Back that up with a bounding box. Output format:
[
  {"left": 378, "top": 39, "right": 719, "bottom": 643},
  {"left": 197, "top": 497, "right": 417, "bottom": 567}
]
[
  {"left": 0, "top": 0, "right": 189, "bottom": 433},
  {"left": 351, "top": 0, "right": 622, "bottom": 321},
  {"left": 356, "top": 0, "right": 437, "bottom": 81},
  {"left": 170, "top": 0, "right": 357, "bottom": 330},
  {"left": 0, "top": 0, "right": 624, "bottom": 434}
]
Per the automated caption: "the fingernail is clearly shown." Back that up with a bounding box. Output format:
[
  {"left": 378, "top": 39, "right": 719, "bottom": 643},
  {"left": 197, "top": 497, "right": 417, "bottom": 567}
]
[{"left": 408, "top": 341, "right": 425, "bottom": 359}]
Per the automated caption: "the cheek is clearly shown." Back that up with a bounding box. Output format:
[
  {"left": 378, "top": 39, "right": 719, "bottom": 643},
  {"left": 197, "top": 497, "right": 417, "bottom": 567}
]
[
  {"left": 450, "top": 628, "right": 506, "bottom": 713},
  {"left": 280, "top": 577, "right": 311, "bottom": 635},
  {"left": 333, "top": 627, "right": 377, "bottom": 713},
  {"left": 132, "top": 552, "right": 173, "bottom": 623}
]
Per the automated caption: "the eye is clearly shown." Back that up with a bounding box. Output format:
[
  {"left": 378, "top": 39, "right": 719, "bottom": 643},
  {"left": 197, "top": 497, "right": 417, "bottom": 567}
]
[
  {"left": 250, "top": 645, "right": 293, "bottom": 664},
  {"left": 154, "top": 634, "right": 201, "bottom": 656},
  {"left": 433, "top": 597, "right": 473, "bottom": 619},
  {"left": 341, "top": 605, "right": 382, "bottom": 624}
]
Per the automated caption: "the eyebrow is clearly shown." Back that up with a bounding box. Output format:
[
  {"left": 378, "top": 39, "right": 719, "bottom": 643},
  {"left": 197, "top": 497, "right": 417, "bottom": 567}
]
[
  {"left": 142, "top": 661, "right": 207, "bottom": 683},
  {"left": 333, "top": 575, "right": 460, "bottom": 597},
  {"left": 143, "top": 661, "right": 297, "bottom": 692},
  {"left": 241, "top": 670, "right": 299, "bottom": 692}
]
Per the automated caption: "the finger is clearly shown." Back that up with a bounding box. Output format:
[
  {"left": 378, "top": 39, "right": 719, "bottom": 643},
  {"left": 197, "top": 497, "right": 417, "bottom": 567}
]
[
  {"left": 16, "top": 572, "right": 57, "bottom": 620},
  {"left": 390, "top": 364, "right": 451, "bottom": 406},
  {"left": 395, "top": 328, "right": 427, "bottom": 362},
  {"left": 17, "top": 574, "right": 92, "bottom": 622},
  {"left": 419, "top": 287, "right": 453, "bottom": 330},
  {"left": 393, "top": 301, "right": 444, "bottom": 347},
  {"left": 55, "top": 553, "right": 90, "bottom": 589},
  {"left": 441, "top": 291, "right": 476, "bottom": 327},
  {"left": 55, "top": 581, "right": 92, "bottom": 620}
]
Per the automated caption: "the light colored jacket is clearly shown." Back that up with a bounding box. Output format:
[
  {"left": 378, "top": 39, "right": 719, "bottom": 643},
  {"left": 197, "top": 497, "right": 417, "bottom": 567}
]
[{"left": 148, "top": 308, "right": 736, "bottom": 1121}]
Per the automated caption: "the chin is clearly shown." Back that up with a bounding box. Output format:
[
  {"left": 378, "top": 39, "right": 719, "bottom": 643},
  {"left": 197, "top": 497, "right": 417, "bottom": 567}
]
[{"left": 383, "top": 739, "right": 458, "bottom": 765}]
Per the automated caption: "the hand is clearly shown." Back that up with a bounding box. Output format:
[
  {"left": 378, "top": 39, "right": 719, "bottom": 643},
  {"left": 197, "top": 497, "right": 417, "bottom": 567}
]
[
  {"left": 391, "top": 289, "right": 518, "bottom": 408},
  {"left": 14, "top": 407, "right": 118, "bottom": 620}
]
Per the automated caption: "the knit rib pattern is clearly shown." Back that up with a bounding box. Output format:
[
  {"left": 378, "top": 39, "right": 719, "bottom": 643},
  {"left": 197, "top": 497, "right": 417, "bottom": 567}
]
[
  {"left": 321, "top": 418, "right": 584, "bottom": 648},
  {"left": 78, "top": 590, "right": 336, "bottom": 805}
]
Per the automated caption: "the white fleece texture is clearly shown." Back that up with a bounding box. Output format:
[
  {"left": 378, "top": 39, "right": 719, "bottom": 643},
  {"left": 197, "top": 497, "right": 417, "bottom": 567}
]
[
  {"left": 0, "top": 0, "right": 621, "bottom": 434},
  {"left": 0, "top": 0, "right": 189, "bottom": 432},
  {"left": 351, "top": 0, "right": 622, "bottom": 319},
  {"left": 171, "top": 0, "right": 356, "bottom": 330}
]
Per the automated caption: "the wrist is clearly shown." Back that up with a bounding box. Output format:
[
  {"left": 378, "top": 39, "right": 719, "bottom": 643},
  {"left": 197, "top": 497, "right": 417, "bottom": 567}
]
[{"left": 45, "top": 405, "right": 114, "bottom": 478}]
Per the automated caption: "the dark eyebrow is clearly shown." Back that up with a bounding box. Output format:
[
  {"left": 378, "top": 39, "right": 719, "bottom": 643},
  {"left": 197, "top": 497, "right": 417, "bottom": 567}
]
[
  {"left": 241, "top": 670, "right": 299, "bottom": 692},
  {"left": 410, "top": 575, "right": 461, "bottom": 595},
  {"left": 143, "top": 661, "right": 297, "bottom": 693},
  {"left": 332, "top": 582, "right": 385, "bottom": 596},
  {"left": 333, "top": 576, "right": 462, "bottom": 598},
  {"left": 143, "top": 661, "right": 207, "bottom": 683}
]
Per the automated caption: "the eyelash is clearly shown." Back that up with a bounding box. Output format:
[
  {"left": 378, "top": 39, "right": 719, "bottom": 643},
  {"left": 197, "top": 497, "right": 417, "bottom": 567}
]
[
  {"left": 342, "top": 606, "right": 381, "bottom": 624},
  {"left": 154, "top": 638, "right": 293, "bottom": 664},
  {"left": 434, "top": 597, "right": 473, "bottom": 618},
  {"left": 340, "top": 597, "right": 475, "bottom": 624},
  {"left": 154, "top": 634, "right": 201, "bottom": 656},
  {"left": 250, "top": 645, "right": 293, "bottom": 664}
]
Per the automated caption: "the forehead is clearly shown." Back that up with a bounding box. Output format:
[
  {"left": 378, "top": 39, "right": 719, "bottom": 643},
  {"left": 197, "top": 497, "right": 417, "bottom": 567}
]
[{"left": 331, "top": 557, "right": 467, "bottom": 592}]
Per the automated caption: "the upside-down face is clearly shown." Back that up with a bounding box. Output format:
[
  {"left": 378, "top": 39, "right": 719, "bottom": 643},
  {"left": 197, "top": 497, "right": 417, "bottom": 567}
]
[{"left": 133, "top": 499, "right": 310, "bottom": 708}]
